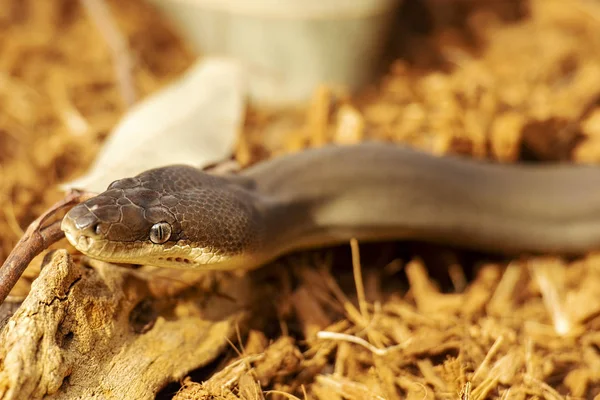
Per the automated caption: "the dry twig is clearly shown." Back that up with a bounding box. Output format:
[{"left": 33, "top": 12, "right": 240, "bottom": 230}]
[
  {"left": 0, "top": 190, "right": 96, "bottom": 304},
  {"left": 80, "top": 0, "right": 137, "bottom": 107}
]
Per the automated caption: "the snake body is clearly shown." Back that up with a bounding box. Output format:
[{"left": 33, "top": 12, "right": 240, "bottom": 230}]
[{"left": 61, "top": 143, "right": 600, "bottom": 270}]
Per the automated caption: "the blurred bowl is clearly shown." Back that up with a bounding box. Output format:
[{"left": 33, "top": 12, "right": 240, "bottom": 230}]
[{"left": 147, "top": 0, "right": 402, "bottom": 108}]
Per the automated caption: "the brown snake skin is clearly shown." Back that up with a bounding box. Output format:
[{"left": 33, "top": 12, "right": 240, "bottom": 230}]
[{"left": 62, "top": 142, "right": 600, "bottom": 270}]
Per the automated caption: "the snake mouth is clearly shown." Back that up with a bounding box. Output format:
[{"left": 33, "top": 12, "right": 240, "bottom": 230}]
[
  {"left": 61, "top": 216, "right": 95, "bottom": 252},
  {"left": 61, "top": 214, "right": 117, "bottom": 261}
]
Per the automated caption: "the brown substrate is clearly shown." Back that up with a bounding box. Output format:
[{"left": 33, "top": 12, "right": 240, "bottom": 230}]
[{"left": 1, "top": 0, "right": 600, "bottom": 399}]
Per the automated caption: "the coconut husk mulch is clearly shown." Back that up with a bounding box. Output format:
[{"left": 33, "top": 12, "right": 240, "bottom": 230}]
[{"left": 1, "top": 0, "right": 600, "bottom": 399}]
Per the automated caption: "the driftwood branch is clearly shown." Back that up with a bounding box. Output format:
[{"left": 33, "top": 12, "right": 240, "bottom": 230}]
[{"left": 0, "top": 251, "right": 253, "bottom": 399}]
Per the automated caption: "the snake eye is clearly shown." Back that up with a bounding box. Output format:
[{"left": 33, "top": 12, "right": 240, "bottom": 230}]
[{"left": 149, "top": 222, "right": 172, "bottom": 244}]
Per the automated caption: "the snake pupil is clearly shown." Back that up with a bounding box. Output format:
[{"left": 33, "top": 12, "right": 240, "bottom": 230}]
[{"left": 150, "top": 222, "right": 172, "bottom": 244}]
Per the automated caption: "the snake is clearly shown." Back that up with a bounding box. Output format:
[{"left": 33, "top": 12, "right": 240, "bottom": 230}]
[{"left": 60, "top": 142, "right": 600, "bottom": 271}]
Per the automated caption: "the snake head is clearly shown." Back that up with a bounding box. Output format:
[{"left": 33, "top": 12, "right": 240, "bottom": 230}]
[{"left": 61, "top": 165, "right": 263, "bottom": 270}]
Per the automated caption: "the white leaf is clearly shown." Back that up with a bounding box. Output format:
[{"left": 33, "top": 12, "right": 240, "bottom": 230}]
[{"left": 62, "top": 57, "right": 246, "bottom": 193}]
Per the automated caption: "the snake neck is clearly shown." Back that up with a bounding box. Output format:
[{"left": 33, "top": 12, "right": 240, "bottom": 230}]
[
  {"left": 238, "top": 145, "right": 435, "bottom": 258},
  {"left": 239, "top": 143, "right": 600, "bottom": 258}
]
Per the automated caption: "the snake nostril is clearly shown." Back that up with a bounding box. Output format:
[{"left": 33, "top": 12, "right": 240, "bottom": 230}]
[{"left": 90, "top": 222, "right": 103, "bottom": 236}]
